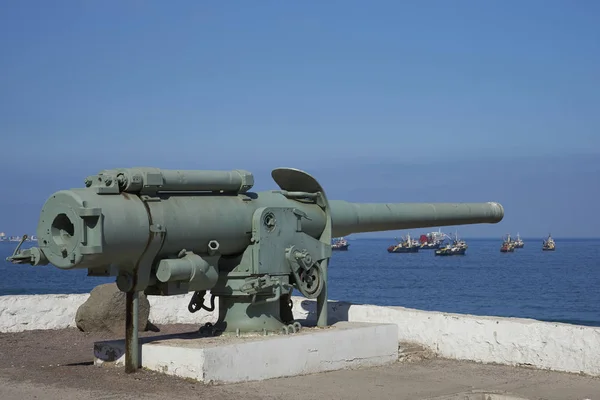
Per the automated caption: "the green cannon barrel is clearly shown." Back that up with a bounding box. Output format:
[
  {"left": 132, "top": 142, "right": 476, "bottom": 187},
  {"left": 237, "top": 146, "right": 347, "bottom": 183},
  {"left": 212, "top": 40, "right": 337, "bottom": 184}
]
[
  {"left": 10, "top": 168, "right": 503, "bottom": 271},
  {"left": 329, "top": 201, "right": 504, "bottom": 237},
  {"left": 26, "top": 192, "right": 502, "bottom": 271}
]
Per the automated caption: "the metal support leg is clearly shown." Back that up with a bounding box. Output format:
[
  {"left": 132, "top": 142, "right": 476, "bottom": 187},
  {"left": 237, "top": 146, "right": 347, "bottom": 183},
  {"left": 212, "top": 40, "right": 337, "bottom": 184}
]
[
  {"left": 125, "top": 291, "right": 139, "bottom": 373},
  {"left": 316, "top": 260, "right": 328, "bottom": 327},
  {"left": 215, "top": 295, "right": 286, "bottom": 333}
]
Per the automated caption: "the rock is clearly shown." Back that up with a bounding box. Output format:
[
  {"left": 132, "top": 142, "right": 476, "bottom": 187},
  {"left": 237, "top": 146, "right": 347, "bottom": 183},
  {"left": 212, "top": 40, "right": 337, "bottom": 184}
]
[{"left": 75, "top": 283, "right": 150, "bottom": 334}]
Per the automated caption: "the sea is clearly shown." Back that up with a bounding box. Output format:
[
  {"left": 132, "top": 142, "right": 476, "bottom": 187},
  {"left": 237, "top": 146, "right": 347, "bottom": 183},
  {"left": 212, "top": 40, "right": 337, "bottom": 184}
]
[{"left": 1, "top": 238, "right": 599, "bottom": 327}]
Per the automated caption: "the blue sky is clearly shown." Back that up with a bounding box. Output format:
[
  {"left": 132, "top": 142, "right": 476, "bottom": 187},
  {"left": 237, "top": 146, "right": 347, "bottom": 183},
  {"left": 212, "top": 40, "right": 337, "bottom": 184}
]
[{"left": 0, "top": 1, "right": 598, "bottom": 238}]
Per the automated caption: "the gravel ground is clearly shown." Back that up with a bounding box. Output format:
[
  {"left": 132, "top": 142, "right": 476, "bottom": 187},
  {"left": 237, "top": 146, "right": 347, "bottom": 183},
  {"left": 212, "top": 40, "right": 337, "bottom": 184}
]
[
  {"left": 0, "top": 324, "right": 231, "bottom": 398},
  {"left": 1, "top": 325, "right": 600, "bottom": 400}
]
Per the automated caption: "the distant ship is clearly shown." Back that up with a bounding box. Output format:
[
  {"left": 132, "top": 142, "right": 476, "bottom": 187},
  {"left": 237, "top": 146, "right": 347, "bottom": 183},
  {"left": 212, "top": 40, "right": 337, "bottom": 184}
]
[
  {"left": 542, "top": 234, "right": 555, "bottom": 251},
  {"left": 513, "top": 233, "right": 524, "bottom": 248},
  {"left": 0, "top": 233, "right": 37, "bottom": 242},
  {"left": 331, "top": 237, "right": 349, "bottom": 251},
  {"left": 500, "top": 234, "right": 515, "bottom": 253},
  {"left": 387, "top": 234, "right": 420, "bottom": 253},
  {"left": 435, "top": 233, "right": 468, "bottom": 256},
  {"left": 435, "top": 243, "right": 466, "bottom": 256},
  {"left": 418, "top": 229, "right": 444, "bottom": 250}
]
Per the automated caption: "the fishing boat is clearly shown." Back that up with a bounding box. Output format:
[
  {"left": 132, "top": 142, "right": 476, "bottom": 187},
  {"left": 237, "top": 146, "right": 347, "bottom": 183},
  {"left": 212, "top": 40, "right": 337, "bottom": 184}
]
[
  {"left": 418, "top": 229, "right": 444, "bottom": 249},
  {"left": 435, "top": 233, "right": 468, "bottom": 256},
  {"left": 542, "top": 234, "right": 555, "bottom": 251},
  {"left": 452, "top": 234, "right": 468, "bottom": 251},
  {"left": 500, "top": 234, "right": 515, "bottom": 253},
  {"left": 435, "top": 244, "right": 466, "bottom": 256},
  {"left": 332, "top": 237, "right": 349, "bottom": 251},
  {"left": 513, "top": 233, "right": 524, "bottom": 248},
  {"left": 387, "top": 234, "right": 420, "bottom": 253}
]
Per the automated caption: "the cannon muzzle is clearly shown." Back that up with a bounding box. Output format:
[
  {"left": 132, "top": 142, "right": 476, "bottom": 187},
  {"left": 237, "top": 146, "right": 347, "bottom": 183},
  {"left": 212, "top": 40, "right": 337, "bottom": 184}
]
[{"left": 330, "top": 201, "right": 504, "bottom": 237}]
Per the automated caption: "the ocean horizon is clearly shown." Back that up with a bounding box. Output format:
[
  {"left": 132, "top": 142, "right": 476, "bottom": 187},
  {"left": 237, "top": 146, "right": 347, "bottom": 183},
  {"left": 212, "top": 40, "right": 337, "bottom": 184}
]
[{"left": 1, "top": 237, "right": 598, "bottom": 328}]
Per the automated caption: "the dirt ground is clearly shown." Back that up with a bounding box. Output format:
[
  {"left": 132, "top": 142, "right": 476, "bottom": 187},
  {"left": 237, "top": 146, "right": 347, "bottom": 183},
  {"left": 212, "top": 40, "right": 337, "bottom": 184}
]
[{"left": 1, "top": 324, "right": 599, "bottom": 400}]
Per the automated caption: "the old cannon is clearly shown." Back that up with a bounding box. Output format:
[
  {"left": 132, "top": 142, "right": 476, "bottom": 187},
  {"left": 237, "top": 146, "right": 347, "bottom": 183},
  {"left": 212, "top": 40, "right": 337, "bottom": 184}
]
[{"left": 7, "top": 167, "right": 504, "bottom": 372}]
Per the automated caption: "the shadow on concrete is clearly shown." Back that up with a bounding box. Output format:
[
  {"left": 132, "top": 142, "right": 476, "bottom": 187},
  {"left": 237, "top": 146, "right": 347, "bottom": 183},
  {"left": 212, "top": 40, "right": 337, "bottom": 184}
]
[
  {"left": 94, "top": 298, "right": 355, "bottom": 366},
  {"left": 93, "top": 328, "right": 213, "bottom": 364},
  {"left": 297, "top": 299, "right": 352, "bottom": 324}
]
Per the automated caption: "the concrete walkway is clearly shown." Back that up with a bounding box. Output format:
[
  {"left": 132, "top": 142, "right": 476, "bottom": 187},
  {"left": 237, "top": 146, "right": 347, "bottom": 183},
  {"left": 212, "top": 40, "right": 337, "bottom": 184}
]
[
  {"left": 1, "top": 358, "right": 598, "bottom": 400},
  {"left": 1, "top": 325, "right": 598, "bottom": 399}
]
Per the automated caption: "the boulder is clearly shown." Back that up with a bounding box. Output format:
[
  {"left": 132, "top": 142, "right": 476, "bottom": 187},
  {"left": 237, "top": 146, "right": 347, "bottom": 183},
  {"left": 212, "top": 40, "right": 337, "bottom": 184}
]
[{"left": 75, "top": 283, "right": 150, "bottom": 334}]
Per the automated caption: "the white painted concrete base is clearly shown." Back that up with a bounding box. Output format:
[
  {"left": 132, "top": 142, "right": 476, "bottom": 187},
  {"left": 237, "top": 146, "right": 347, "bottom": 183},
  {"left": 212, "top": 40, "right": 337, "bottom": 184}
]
[{"left": 93, "top": 321, "right": 399, "bottom": 383}]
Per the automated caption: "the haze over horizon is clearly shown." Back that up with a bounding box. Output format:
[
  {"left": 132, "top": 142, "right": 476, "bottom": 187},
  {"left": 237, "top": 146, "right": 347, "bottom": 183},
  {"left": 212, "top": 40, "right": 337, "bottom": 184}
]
[{"left": 1, "top": 1, "right": 598, "bottom": 239}]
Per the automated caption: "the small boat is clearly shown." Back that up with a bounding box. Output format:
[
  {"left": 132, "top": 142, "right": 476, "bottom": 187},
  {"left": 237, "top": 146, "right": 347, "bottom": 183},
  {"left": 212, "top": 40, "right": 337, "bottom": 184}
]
[
  {"left": 542, "top": 234, "right": 555, "bottom": 251},
  {"left": 513, "top": 233, "right": 524, "bottom": 248},
  {"left": 435, "top": 244, "right": 466, "bottom": 256},
  {"left": 453, "top": 237, "right": 468, "bottom": 251},
  {"left": 332, "top": 237, "right": 349, "bottom": 251},
  {"left": 435, "top": 233, "right": 468, "bottom": 256},
  {"left": 500, "top": 242, "right": 514, "bottom": 252},
  {"left": 435, "top": 246, "right": 466, "bottom": 256},
  {"left": 387, "top": 234, "right": 420, "bottom": 253},
  {"left": 500, "top": 234, "right": 515, "bottom": 253}
]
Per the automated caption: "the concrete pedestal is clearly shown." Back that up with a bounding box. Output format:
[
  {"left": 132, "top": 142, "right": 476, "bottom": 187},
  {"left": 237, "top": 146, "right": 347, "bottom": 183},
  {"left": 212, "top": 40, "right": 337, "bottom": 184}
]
[{"left": 94, "top": 321, "right": 398, "bottom": 384}]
